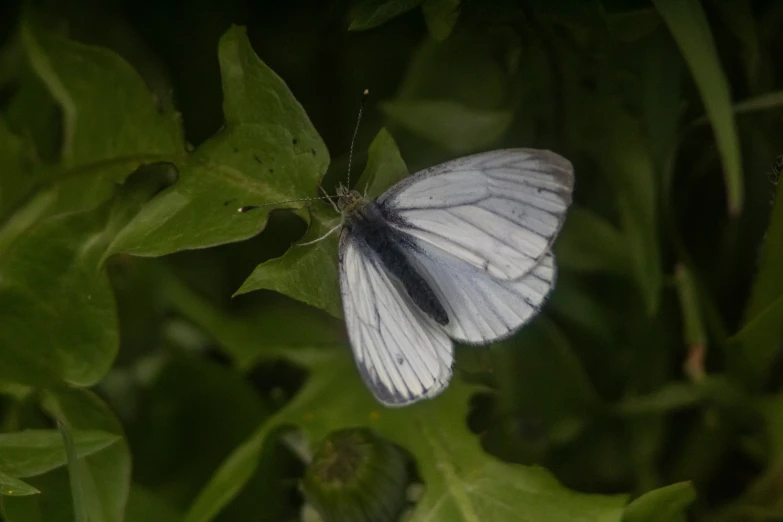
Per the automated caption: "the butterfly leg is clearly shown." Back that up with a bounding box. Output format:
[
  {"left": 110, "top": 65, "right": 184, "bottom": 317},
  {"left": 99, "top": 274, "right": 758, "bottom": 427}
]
[
  {"left": 319, "top": 186, "right": 340, "bottom": 214},
  {"left": 297, "top": 222, "right": 342, "bottom": 246}
]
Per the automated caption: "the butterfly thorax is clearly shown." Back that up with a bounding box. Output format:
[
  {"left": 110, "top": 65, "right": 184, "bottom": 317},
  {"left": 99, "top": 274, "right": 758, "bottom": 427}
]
[{"left": 338, "top": 186, "right": 450, "bottom": 327}]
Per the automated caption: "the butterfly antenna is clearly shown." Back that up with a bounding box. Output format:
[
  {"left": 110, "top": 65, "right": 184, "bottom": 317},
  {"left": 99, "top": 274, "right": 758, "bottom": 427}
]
[
  {"left": 240, "top": 89, "right": 368, "bottom": 214},
  {"left": 237, "top": 195, "right": 332, "bottom": 213},
  {"left": 346, "top": 89, "right": 369, "bottom": 188}
]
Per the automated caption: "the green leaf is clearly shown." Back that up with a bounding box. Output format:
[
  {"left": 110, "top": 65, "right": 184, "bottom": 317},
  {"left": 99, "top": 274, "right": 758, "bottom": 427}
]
[
  {"left": 124, "top": 350, "right": 275, "bottom": 508},
  {"left": 382, "top": 100, "right": 513, "bottom": 154},
  {"left": 0, "top": 164, "right": 166, "bottom": 388},
  {"left": 422, "top": 0, "right": 461, "bottom": 41},
  {"left": 690, "top": 91, "right": 783, "bottom": 127},
  {"left": 491, "top": 319, "right": 598, "bottom": 440},
  {"left": 0, "top": 206, "right": 119, "bottom": 386},
  {"left": 614, "top": 383, "right": 702, "bottom": 415},
  {"left": 555, "top": 205, "right": 630, "bottom": 275},
  {"left": 58, "top": 421, "right": 90, "bottom": 522},
  {"left": 3, "top": 66, "right": 61, "bottom": 165},
  {"left": 711, "top": 0, "right": 760, "bottom": 84},
  {"left": 727, "top": 294, "right": 783, "bottom": 387},
  {"left": 653, "top": 0, "right": 744, "bottom": 215},
  {"left": 108, "top": 25, "right": 329, "bottom": 257},
  {"left": 0, "top": 118, "right": 37, "bottom": 219},
  {"left": 0, "top": 471, "right": 39, "bottom": 497},
  {"left": 354, "top": 128, "right": 409, "bottom": 198},
  {"left": 19, "top": 20, "right": 184, "bottom": 213},
  {"left": 743, "top": 394, "right": 783, "bottom": 513},
  {"left": 179, "top": 271, "right": 627, "bottom": 522},
  {"left": 2, "top": 389, "right": 130, "bottom": 522},
  {"left": 604, "top": 8, "right": 661, "bottom": 43},
  {"left": 0, "top": 25, "right": 187, "bottom": 388},
  {"left": 674, "top": 263, "right": 708, "bottom": 381},
  {"left": 125, "top": 486, "right": 182, "bottom": 522},
  {"left": 567, "top": 95, "right": 661, "bottom": 314},
  {"left": 45, "top": 388, "right": 129, "bottom": 522},
  {"left": 0, "top": 429, "right": 119, "bottom": 478},
  {"left": 182, "top": 419, "right": 275, "bottom": 522},
  {"left": 186, "top": 351, "right": 627, "bottom": 522},
  {"left": 349, "top": 0, "right": 424, "bottom": 31},
  {"left": 547, "top": 274, "right": 618, "bottom": 345},
  {"left": 622, "top": 481, "right": 696, "bottom": 522},
  {"left": 166, "top": 274, "right": 343, "bottom": 370},
  {"left": 383, "top": 31, "right": 516, "bottom": 154},
  {"left": 235, "top": 207, "right": 342, "bottom": 318},
  {"left": 728, "top": 165, "right": 783, "bottom": 387},
  {"left": 236, "top": 127, "right": 408, "bottom": 317}
]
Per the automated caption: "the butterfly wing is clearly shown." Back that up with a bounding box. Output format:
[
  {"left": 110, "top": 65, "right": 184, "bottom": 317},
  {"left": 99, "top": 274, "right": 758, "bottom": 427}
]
[
  {"left": 378, "top": 149, "right": 573, "bottom": 281},
  {"left": 338, "top": 231, "right": 453, "bottom": 406},
  {"left": 405, "top": 239, "right": 556, "bottom": 344}
]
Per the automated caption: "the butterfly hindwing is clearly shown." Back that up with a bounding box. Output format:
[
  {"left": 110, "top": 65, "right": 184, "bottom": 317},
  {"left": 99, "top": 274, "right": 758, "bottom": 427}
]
[{"left": 404, "top": 241, "right": 557, "bottom": 344}]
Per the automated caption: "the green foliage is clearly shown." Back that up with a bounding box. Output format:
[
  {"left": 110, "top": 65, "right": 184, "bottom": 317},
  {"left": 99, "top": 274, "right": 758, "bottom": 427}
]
[
  {"left": 108, "top": 26, "right": 329, "bottom": 257},
  {"left": 622, "top": 482, "right": 696, "bottom": 522},
  {"left": 653, "top": 0, "right": 744, "bottom": 215},
  {"left": 350, "top": 0, "right": 425, "bottom": 31},
  {"left": 1, "top": 1, "right": 783, "bottom": 522}
]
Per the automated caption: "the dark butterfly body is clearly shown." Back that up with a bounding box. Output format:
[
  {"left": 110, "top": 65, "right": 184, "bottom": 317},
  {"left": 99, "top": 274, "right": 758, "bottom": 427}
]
[{"left": 340, "top": 193, "right": 449, "bottom": 327}]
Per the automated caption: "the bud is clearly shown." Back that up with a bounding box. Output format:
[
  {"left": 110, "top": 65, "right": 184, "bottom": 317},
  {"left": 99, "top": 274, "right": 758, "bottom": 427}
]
[{"left": 302, "top": 428, "right": 409, "bottom": 522}]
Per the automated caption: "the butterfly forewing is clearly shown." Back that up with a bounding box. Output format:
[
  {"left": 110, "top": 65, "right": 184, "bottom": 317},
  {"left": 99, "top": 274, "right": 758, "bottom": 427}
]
[
  {"left": 338, "top": 232, "right": 453, "bottom": 407},
  {"left": 377, "top": 149, "right": 573, "bottom": 280}
]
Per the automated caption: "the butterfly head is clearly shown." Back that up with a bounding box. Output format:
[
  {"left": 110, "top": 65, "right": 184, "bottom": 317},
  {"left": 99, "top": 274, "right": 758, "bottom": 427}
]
[{"left": 335, "top": 185, "right": 366, "bottom": 216}]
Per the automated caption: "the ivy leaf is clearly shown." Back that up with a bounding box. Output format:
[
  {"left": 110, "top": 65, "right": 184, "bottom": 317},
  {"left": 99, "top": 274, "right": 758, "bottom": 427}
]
[{"left": 108, "top": 25, "right": 329, "bottom": 257}]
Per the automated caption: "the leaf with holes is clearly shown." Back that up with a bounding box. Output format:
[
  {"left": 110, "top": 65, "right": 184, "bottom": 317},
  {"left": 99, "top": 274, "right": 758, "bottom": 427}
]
[{"left": 107, "top": 25, "right": 329, "bottom": 258}]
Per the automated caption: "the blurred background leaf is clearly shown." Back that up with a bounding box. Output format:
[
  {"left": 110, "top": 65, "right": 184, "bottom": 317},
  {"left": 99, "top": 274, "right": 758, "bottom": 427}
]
[{"left": 1, "top": 1, "right": 783, "bottom": 521}]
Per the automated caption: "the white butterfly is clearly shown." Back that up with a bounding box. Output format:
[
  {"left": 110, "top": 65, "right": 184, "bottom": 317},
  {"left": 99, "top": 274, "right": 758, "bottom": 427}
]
[{"left": 334, "top": 148, "right": 574, "bottom": 407}]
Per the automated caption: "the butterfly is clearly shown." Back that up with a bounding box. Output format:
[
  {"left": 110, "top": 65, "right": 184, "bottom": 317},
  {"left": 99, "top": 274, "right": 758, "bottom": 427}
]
[{"left": 331, "top": 148, "right": 574, "bottom": 407}]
